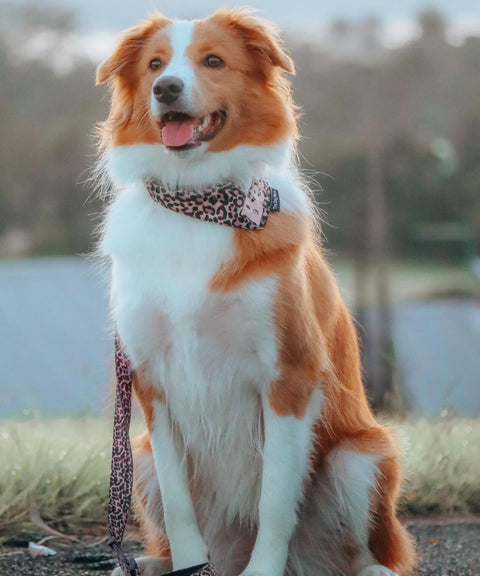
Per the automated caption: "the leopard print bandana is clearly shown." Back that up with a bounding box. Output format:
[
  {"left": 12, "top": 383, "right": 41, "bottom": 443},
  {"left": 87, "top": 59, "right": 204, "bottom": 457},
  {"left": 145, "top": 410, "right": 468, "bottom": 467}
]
[
  {"left": 145, "top": 178, "right": 280, "bottom": 229},
  {"left": 108, "top": 336, "right": 219, "bottom": 576}
]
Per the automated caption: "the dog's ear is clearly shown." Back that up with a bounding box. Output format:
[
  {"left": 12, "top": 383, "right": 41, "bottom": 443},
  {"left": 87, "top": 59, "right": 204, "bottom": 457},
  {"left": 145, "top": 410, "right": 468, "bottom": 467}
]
[
  {"left": 96, "top": 16, "right": 168, "bottom": 85},
  {"left": 216, "top": 8, "right": 295, "bottom": 75}
]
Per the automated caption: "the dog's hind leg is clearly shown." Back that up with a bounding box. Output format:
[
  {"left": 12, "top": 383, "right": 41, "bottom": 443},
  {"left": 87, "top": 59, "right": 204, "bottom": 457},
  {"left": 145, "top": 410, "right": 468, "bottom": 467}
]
[
  {"left": 289, "top": 426, "right": 415, "bottom": 576},
  {"left": 328, "top": 429, "right": 416, "bottom": 576},
  {"left": 353, "top": 453, "right": 416, "bottom": 576}
]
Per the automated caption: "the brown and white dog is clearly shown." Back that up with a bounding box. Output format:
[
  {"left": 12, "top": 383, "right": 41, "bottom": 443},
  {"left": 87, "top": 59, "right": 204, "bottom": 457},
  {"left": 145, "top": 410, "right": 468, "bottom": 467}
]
[{"left": 96, "top": 9, "right": 415, "bottom": 576}]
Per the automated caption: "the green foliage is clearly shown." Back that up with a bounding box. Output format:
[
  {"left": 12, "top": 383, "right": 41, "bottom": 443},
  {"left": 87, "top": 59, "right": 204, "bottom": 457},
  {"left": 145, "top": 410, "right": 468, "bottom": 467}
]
[
  {"left": 291, "top": 28, "right": 480, "bottom": 260},
  {"left": 399, "top": 417, "right": 480, "bottom": 514},
  {"left": 323, "top": 134, "right": 480, "bottom": 259},
  {"left": 0, "top": 5, "right": 107, "bottom": 257},
  {"left": 0, "top": 419, "right": 111, "bottom": 534}
]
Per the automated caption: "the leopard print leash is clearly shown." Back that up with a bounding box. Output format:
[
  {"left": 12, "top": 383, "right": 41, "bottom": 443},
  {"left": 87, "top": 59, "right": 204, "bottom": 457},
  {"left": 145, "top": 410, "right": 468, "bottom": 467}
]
[
  {"left": 108, "top": 335, "right": 219, "bottom": 576},
  {"left": 107, "top": 333, "right": 138, "bottom": 575},
  {"left": 145, "top": 178, "right": 280, "bottom": 230}
]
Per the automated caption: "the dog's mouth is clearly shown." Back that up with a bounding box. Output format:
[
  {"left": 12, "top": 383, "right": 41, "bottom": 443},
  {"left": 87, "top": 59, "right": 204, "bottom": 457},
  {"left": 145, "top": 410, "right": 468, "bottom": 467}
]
[{"left": 159, "top": 110, "right": 227, "bottom": 150}]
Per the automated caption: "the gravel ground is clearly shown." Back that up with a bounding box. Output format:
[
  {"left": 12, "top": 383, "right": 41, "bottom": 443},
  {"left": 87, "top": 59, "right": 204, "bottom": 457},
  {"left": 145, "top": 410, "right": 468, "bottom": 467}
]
[
  {"left": 1, "top": 519, "right": 479, "bottom": 576},
  {"left": 405, "top": 518, "right": 480, "bottom": 576}
]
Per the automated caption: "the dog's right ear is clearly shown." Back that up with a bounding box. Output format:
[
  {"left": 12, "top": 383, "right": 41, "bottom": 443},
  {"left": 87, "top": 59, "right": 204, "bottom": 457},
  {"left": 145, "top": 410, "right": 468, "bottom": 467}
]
[
  {"left": 96, "top": 16, "right": 168, "bottom": 85},
  {"left": 213, "top": 8, "right": 295, "bottom": 77}
]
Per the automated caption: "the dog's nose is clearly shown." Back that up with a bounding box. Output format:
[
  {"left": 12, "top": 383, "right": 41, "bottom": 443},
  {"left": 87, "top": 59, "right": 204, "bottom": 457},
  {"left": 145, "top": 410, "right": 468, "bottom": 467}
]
[{"left": 153, "top": 76, "right": 184, "bottom": 104}]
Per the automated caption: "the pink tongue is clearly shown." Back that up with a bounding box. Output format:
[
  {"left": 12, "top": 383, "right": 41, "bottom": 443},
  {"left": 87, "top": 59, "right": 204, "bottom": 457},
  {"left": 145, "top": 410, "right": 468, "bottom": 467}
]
[{"left": 162, "top": 117, "right": 196, "bottom": 147}]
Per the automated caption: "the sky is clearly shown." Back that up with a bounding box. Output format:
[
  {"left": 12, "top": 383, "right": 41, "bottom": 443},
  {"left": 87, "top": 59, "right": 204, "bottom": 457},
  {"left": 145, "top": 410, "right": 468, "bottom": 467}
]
[{"left": 16, "top": 0, "right": 480, "bottom": 33}]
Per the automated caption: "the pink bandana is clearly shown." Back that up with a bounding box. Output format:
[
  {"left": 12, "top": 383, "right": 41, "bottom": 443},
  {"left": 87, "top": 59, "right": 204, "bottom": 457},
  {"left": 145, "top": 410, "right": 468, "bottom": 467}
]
[{"left": 145, "top": 178, "right": 280, "bottom": 229}]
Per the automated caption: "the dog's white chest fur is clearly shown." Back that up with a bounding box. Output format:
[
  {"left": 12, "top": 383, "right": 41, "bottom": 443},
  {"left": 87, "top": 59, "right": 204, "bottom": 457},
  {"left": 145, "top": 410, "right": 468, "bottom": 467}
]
[{"left": 103, "top": 181, "right": 279, "bottom": 522}]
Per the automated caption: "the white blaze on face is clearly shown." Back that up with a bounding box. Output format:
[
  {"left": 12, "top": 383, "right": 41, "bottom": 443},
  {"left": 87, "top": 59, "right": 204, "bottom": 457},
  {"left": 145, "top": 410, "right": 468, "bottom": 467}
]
[{"left": 150, "top": 20, "right": 196, "bottom": 116}]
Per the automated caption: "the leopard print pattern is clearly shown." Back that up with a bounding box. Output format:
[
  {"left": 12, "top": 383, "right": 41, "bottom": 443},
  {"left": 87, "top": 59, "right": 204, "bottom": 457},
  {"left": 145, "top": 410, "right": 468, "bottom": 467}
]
[
  {"left": 145, "top": 178, "right": 280, "bottom": 230},
  {"left": 166, "top": 563, "right": 218, "bottom": 576},
  {"left": 193, "top": 563, "right": 217, "bottom": 576},
  {"left": 108, "top": 334, "right": 138, "bottom": 575}
]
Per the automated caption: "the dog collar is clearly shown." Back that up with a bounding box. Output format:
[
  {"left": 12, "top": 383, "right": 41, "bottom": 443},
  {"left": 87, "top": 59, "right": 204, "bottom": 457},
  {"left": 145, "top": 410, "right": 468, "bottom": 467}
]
[{"left": 145, "top": 178, "right": 280, "bottom": 230}]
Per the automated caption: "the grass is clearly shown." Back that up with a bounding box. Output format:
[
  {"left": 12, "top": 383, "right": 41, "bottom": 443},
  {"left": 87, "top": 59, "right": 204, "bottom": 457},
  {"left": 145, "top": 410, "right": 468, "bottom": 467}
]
[
  {"left": 0, "top": 419, "right": 113, "bottom": 537},
  {"left": 398, "top": 417, "right": 480, "bottom": 515},
  {"left": 0, "top": 417, "right": 479, "bottom": 539}
]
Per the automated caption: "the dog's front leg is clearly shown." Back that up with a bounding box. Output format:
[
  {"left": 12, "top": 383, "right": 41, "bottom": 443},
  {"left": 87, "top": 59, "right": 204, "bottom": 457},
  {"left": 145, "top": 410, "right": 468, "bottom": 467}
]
[
  {"left": 241, "top": 390, "right": 319, "bottom": 576},
  {"left": 150, "top": 401, "right": 209, "bottom": 570}
]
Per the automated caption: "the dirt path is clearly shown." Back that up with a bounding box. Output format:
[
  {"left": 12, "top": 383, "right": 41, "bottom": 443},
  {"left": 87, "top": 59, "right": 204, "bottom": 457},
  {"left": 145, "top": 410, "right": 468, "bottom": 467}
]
[{"left": 1, "top": 519, "right": 479, "bottom": 576}]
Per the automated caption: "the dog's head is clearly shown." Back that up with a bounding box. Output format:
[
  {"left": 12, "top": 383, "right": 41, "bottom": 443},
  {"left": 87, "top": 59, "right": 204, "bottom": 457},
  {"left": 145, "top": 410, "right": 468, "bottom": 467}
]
[{"left": 96, "top": 9, "right": 297, "bottom": 156}]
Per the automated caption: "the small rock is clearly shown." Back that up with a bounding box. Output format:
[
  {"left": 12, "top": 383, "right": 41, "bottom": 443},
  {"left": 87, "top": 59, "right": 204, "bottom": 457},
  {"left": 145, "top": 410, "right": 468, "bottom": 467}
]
[{"left": 28, "top": 542, "right": 57, "bottom": 558}]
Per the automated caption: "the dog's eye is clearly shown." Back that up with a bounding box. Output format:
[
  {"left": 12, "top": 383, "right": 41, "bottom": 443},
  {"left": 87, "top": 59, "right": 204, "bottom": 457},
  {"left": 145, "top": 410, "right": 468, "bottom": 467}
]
[
  {"left": 149, "top": 58, "right": 163, "bottom": 71},
  {"left": 204, "top": 54, "right": 224, "bottom": 68}
]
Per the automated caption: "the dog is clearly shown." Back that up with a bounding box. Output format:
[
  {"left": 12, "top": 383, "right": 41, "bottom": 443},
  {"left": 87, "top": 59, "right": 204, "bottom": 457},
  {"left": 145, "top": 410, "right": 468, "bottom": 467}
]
[{"left": 95, "top": 8, "right": 416, "bottom": 576}]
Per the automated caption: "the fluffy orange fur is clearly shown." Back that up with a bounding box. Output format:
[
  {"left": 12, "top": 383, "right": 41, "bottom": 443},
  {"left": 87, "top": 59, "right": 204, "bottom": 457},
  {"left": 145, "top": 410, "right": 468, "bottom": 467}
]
[{"left": 98, "top": 8, "right": 416, "bottom": 575}]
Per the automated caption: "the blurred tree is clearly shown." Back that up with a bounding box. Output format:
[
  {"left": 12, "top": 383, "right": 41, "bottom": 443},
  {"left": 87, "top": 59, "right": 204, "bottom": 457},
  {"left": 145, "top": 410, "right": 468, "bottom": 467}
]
[
  {"left": 330, "top": 19, "right": 352, "bottom": 42},
  {"left": 418, "top": 9, "right": 447, "bottom": 43},
  {"left": 0, "top": 1, "right": 76, "bottom": 34},
  {"left": 292, "top": 9, "right": 480, "bottom": 261},
  {"left": 0, "top": 3, "right": 106, "bottom": 257},
  {"left": 358, "top": 17, "right": 382, "bottom": 55}
]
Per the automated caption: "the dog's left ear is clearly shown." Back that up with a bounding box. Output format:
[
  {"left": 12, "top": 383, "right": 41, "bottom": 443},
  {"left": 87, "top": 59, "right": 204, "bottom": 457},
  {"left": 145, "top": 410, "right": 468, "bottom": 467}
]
[
  {"left": 97, "top": 24, "right": 146, "bottom": 85},
  {"left": 96, "top": 15, "right": 168, "bottom": 85},
  {"left": 217, "top": 8, "right": 295, "bottom": 75}
]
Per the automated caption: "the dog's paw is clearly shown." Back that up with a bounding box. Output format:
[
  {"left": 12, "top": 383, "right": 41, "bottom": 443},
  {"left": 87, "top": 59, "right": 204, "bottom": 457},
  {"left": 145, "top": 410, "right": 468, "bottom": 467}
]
[
  {"left": 357, "top": 566, "right": 398, "bottom": 576},
  {"left": 111, "top": 556, "right": 172, "bottom": 576}
]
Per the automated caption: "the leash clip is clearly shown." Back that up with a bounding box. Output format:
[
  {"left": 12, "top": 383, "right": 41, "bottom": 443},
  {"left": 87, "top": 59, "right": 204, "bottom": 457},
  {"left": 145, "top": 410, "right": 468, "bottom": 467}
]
[
  {"left": 108, "top": 538, "right": 138, "bottom": 576},
  {"left": 126, "top": 556, "right": 139, "bottom": 576}
]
